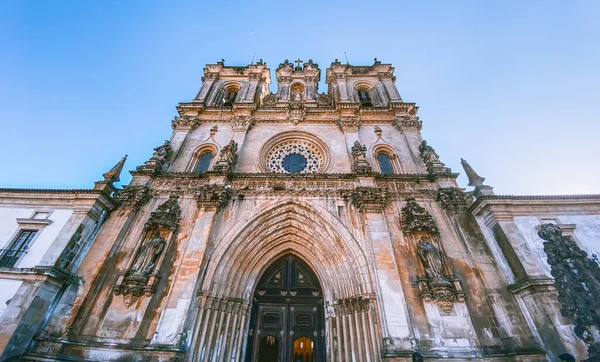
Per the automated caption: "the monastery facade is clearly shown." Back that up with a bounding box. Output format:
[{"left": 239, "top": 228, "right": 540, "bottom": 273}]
[{"left": 0, "top": 58, "right": 599, "bottom": 361}]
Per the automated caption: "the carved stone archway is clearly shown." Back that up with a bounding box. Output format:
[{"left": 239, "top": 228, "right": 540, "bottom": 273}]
[{"left": 186, "top": 200, "right": 381, "bottom": 362}]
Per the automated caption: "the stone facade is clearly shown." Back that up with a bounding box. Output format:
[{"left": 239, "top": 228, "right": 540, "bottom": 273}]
[{"left": 0, "top": 59, "right": 598, "bottom": 361}]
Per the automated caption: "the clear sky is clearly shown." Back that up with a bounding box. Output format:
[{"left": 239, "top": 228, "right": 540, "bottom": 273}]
[{"left": 1, "top": 1, "right": 599, "bottom": 195}]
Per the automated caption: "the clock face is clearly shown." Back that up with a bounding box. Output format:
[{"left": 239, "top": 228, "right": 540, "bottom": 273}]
[{"left": 283, "top": 153, "right": 307, "bottom": 173}]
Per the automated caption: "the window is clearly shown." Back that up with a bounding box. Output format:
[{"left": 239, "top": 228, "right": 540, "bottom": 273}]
[
  {"left": 195, "top": 151, "right": 213, "bottom": 173},
  {"left": 0, "top": 230, "right": 37, "bottom": 268},
  {"left": 222, "top": 85, "right": 239, "bottom": 106},
  {"left": 377, "top": 153, "right": 394, "bottom": 175},
  {"left": 357, "top": 89, "right": 372, "bottom": 107}
]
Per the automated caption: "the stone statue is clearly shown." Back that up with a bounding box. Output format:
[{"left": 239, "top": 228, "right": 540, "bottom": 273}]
[
  {"left": 291, "top": 89, "right": 302, "bottom": 102},
  {"left": 219, "top": 140, "right": 238, "bottom": 164},
  {"left": 418, "top": 140, "right": 439, "bottom": 165},
  {"left": 351, "top": 141, "right": 372, "bottom": 173},
  {"left": 137, "top": 140, "right": 172, "bottom": 173},
  {"left": 130, "top": 230, "right": 166, "bottom": 275},
  {"left": 417, "top": 235, "right": 445, "bottom": 279},
  {"left": 151, "top": 141, "right": 171, "bottom": 163},
  {"left": 213, "top": 140, "right": 239, "bottom": 172}
]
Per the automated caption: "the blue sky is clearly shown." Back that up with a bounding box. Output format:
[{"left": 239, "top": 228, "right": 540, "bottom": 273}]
[{"left": 1, "top": 1, "right": 598, "bottom": 195}]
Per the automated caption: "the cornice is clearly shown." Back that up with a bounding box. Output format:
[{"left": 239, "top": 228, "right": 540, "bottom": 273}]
[
  {"left": 0, "top": 187, "right": 98, "bottom": 194},
  {"left": 470, "top": 194, "right": 600, "bottom": 216}
]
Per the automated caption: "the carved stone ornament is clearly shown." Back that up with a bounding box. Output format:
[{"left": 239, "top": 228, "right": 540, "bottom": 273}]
[
  {"left": 400, "top": 196, "right": 439, "bottom": 235},
  {"left": 436, "top": 188, "right": 469, "bottom": 212},
  {"left": 416, "top": 235, "right": 465, "bottom": 314},
  {"left": 195, "top": 185, "right": 232, "bottom": 212},
  {"left": 113, "top": 230, "right": 167, "bottom": 306},
  {"left": 263, "top": 93, "right": 278, "bottom": 106},
  {"left": 418, "top": 140, "right": 440, "bottom": 166},
  {"left": 230, "top": 115, "right": 255, "bottom": 132},
  {"left": 337, "top": 116, "right": 361, "bottom": 132},
  {"left": 136, "top": 140, "right": 173, "bottom": 174},
  {"left": 213, "top": 140, "right": 239, "bottom": 173},
  {"left": 171, "top": 115, "right": 200, "bottom": 130},
  {"left": 286, "top": 102, "right": 306, "bottom": 125},
  {"left": 316, "top": 93, "right": 331, "bottom": 106},
  {"left": 144, "top": 194, "right": 182, "bottom": 231},
  {"left": 419, "top": 140, "right": 451, "bottom": 177},
  {"left": 538, "top": 223, "right": 600, "bottom": 361},
  {"left": 113, "top": 186, "right": 151, "bottom": 211},
  {"left": 393, "top": 116, "right": 423, "bottom": 132},
  {"left": 348, "top": 187, "right": 387, "bottom": 211},
  {"left": 351, "top": 141, "right": 372, "bottom": 173},
  {"left": 419, "top": 282, "right": 465, "bottom": 315}
]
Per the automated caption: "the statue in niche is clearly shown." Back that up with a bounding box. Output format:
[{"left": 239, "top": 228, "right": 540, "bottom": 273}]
[
  {"left": 291, "top": 89, "right": 302, "bottom": 102},
  {"left": 130, "top": 230, "right": 166, "bottom": 275},
  {"left": 417, "top": 235, "right": 445, "bottom": 279},
  {"left": 418, "top": 140, "right": 440, "bottom": 165}
]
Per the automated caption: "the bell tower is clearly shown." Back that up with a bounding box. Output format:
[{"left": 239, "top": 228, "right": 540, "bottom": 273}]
[
  {"left": 193, "top": 59, "right": 270, "bottom": 107},
  {"left": 326, "top": 58, "right": 402, "bottom": 107},
  {"left": 274, "top": 59, "right": 321, "bottom": 102}
]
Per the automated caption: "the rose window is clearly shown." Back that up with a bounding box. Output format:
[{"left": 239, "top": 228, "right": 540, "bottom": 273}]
[{"left": 267, "top": 141, "right": 322, "bottom": 173}]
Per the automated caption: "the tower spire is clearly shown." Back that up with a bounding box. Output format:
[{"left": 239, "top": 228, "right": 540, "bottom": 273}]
[
  {"left": 460, "top": 158, "right": 494, "bottom": 198},
  {"left": 102, "top": 155, "right": 127, "bottom": 184},
  {"left": 460, "top": 158, "right": 485, "bottom": 187}
]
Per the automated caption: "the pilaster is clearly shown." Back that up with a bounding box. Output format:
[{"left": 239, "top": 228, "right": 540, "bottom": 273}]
[{"left": 349, "top": 187, "right": 414, "bottom": 352}]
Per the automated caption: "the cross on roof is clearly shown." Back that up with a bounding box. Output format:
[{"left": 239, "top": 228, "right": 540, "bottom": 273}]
[{"left": 294, "top": 59, "right": 304, "bottom": 68}]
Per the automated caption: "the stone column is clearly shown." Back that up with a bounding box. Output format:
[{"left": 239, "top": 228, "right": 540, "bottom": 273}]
[
  {"left": 243, "top": 74, "right": 260, "bottom": 102},
  {"left": 392, "top": 116, "right": 423, "bottom": 173},
  {"left": 230, "top": 115, "right": 254, "bottom": 148},
  {"left": 150, "top": 195, "right": 219, "bottom": 347},
  {"left": 195, "top": 73, "right": 218, "bottom": 102},
  {"left": 337, "top": 116, "right": 362, "bottom": 159},
  {"left": 383, "top": 78, "right": 401, "bottom": 101},
  {"left": 351, "top": 187, "right": 413, "bottom": 352}
]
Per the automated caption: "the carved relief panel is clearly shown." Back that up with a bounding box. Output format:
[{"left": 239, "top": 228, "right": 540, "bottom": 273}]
[
  {"left": 113, "top": 194, "right": 181, "bottom": 306},
  {"left": 401, "top": 196, "right": 465, "bottom": 314}
]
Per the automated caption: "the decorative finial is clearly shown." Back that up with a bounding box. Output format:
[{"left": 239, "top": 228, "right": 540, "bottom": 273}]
[
  {"left": 103, "top": 155, "right": 127, "bottom": 184},
  {"left": 460, "top": 158, "right": 485, "bottom": 187}
]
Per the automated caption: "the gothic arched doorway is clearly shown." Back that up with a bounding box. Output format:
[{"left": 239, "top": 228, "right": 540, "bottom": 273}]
[{"left": 245, "top": 255, "right": 325, "bottom": 362}]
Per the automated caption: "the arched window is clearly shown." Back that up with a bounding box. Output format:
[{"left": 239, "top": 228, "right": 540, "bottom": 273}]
[
  {"left": 377, "top": 153, "right": 394, "bottom": 175},
  {"left": 195, "top": 151, "right": 213, "bottom": 173},
  {"left": 222, "top": 85, "right": 239, "bottom": 106},
  {"left": 357, "top": 88, "right": 372, "bottom": 107}
]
